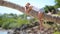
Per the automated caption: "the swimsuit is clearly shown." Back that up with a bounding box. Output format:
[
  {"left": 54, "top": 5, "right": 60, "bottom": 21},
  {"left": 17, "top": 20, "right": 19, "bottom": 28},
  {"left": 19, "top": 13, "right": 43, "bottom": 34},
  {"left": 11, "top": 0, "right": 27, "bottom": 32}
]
[
  {"left": 32, "top": 6, "right": 45, "bottom": 13},
  {"left": 25, "top": 6, "right": 45, "bottom": 13}
]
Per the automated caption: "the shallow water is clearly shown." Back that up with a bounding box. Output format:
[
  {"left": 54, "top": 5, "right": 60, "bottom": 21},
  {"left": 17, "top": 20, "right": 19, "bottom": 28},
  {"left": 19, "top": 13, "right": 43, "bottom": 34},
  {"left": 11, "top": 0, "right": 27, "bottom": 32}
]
[{"left": 0, "top": 31, "right": 8, "bottom": 34}]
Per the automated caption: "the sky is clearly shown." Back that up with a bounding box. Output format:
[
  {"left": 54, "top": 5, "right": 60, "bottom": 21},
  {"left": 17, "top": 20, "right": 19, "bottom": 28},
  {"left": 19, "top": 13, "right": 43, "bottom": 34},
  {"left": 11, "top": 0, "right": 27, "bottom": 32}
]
[{"left": 0, "top": 0, "right": 55, "bottom": 15}]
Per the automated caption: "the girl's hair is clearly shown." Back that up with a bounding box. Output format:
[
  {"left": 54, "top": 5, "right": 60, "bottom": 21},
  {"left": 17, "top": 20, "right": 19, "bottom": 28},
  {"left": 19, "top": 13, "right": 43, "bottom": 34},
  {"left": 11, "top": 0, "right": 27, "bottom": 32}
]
[{"left": 26, "top": 3, "right": 30, "bottom": 5}]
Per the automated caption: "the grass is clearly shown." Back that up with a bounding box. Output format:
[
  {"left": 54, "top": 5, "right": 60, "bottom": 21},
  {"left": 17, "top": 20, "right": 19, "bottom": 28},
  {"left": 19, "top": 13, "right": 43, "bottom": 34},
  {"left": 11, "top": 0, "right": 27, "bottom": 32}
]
[
  {"left": 57, "top": 11, "right": 60, "bottom": 16},
  {"left": 54, "top": 31, "right": 60, "bottom": 34}
]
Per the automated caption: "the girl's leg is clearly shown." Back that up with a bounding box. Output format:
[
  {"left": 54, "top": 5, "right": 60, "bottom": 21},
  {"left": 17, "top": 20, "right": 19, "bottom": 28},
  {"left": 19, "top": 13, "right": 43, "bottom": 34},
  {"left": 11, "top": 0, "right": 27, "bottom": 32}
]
[{"left": 38, "top": 12, "right": 44, "bottom": 31}]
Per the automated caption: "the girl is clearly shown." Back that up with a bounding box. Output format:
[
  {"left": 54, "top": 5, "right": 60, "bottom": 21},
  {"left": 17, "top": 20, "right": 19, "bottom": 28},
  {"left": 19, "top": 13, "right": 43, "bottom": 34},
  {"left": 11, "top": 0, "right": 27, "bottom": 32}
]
[
  {"left": 25, "top": 3, "right": 45, "bottom": 32},
  {"left": 25, "top": 3, "right": 32, "bottom": 14}
]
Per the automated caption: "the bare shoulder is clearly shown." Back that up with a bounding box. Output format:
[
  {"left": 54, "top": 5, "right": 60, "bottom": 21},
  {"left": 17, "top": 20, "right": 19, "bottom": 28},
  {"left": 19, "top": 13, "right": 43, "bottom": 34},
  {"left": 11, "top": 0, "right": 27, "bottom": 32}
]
[
  {"left": 29, "top": 5, "right": 33, "bottom": 9},
  {"left": 29, "top": 5, "right": 33, "bottom": 8}
]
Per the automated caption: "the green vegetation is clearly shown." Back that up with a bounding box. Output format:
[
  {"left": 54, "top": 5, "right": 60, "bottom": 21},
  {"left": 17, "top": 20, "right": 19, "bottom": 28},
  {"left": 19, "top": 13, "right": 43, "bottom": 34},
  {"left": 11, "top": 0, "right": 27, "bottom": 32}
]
[
  {"left": 55, "top": 0, "right": 60, "bottom": 8},
  {"left": 54, "top": 31, "right": 60, "bottom": 34},
  {"left": 44, "top": 0, "right": 60, "bottom": 16},
  {"left": 0, "top": 13, "right": 37, "bottom": 29},
  {"left": 44, "top": 6, "right": 56, "bottom": 14}
]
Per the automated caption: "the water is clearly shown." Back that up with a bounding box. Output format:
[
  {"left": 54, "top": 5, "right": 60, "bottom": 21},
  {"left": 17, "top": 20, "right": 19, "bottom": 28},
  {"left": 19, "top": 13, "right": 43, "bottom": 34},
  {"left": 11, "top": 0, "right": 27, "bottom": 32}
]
[{"left": 0, "top": 31, "right": 8, "bottom": 34}]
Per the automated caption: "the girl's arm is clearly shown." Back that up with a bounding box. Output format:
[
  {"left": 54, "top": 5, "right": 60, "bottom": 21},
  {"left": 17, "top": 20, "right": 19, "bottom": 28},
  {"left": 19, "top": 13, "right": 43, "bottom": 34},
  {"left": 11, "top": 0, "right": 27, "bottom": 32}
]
[
  {"left": 24, "top": 6, "right": 32, "bottom": 14},
  {"left": 25, "top": 6, "right": 26, "bottom": 12}
]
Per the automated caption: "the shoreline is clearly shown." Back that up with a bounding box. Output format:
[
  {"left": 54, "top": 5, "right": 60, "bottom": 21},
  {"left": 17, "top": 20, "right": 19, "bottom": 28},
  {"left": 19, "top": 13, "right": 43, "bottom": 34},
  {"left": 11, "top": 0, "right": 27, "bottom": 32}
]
[
  {"left": 0, "top": 28, "right": 14, "bottom": 34},
  {"left": 0, "top": 27, "right": 14, "bottom": 32}
]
